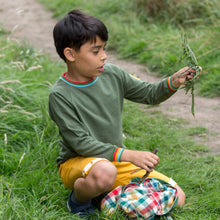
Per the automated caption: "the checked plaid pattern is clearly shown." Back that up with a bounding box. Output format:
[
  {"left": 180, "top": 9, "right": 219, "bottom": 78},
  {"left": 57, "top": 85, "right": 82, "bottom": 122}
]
[{"left": 101, "top": 178, "right": 178, "bottom": 220}]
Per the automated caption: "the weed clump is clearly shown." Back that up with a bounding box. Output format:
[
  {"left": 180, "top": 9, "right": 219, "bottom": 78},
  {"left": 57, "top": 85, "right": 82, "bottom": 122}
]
[{"left": 181, "top": 33, "right": 202, "bottom": 117}]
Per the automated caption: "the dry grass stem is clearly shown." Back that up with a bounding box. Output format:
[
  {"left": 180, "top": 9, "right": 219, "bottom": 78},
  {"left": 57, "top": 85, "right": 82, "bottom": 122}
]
[
  {"left": 27, "top": 65, "right": 42, "bottom": 72},
  {"left": 0, "top": 80, "right": 22, "bottom": 84}
]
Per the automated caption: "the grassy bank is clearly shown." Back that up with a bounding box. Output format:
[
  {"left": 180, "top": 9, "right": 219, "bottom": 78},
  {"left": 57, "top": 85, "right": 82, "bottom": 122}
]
[
  {"left": 0, "top": 34, "right": 219, "bottom": 219},
  {"left": 38, "top": 0, "right": 220, "bottom": 97}
]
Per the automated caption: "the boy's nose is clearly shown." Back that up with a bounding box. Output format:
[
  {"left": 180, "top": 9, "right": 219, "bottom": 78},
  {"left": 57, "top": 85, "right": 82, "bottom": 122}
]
[{"left": 101, "top": 51, "right": 107, "bottom": 61}]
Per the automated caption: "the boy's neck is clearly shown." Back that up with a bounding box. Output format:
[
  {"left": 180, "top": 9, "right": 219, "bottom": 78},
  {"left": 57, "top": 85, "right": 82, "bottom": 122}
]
[{"left": 65, "top": 72, "right": 94, "bottom": 83}]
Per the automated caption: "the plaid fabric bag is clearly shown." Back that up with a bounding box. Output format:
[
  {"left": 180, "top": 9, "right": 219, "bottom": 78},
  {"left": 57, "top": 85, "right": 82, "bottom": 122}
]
[{"left": 101, "top": 178, "right": 178, "bottom": 220}]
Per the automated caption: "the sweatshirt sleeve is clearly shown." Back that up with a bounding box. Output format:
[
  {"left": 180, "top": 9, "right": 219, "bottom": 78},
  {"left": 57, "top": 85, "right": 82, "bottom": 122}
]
[
  {"left": 49, "top": 91, "right": 124, "bottom": 163},
  {"left": 122, "top": 71, "right": 177, "bottom": 104}
]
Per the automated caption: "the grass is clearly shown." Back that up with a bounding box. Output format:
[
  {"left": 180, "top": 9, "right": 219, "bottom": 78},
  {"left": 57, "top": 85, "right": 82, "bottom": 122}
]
[
  {"left": 0, "top": 34, "right": 219, "bottom": 219},
  {"left": 38, "top": 0, "right": 220, "bottom": 97}
]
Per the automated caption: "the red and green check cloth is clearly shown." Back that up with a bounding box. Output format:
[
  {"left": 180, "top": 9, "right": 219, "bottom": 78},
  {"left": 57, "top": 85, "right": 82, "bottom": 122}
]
[{"left": 101, "top": 178, "right": 178, "bottom": 220}]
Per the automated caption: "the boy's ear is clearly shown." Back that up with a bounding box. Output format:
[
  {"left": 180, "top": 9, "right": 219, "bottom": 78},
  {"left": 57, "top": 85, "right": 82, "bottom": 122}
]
[{"left": 64, "top": 47, "right": 75, "bottom": 62}]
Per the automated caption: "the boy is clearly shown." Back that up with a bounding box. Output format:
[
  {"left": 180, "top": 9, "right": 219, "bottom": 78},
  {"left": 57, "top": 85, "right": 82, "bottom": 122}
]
[{"left": 49, "top": 9, "right": 199, "bottom": 218}]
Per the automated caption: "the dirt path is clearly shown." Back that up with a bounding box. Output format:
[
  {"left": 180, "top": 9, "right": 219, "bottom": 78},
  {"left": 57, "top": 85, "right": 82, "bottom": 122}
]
[{"left": 0, "top": 0, "right": 219, "bottom": 154}]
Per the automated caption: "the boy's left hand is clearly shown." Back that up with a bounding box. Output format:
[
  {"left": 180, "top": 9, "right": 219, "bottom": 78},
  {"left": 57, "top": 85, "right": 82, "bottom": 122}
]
[{"left": 171, "top": 66, "right": 202, "bottom": 88}]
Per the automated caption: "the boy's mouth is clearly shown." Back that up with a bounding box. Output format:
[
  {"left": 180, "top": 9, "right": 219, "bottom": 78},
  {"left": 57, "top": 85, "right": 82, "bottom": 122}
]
[{"left": 98, "top": 66, "right": 104, "bottom": 72}]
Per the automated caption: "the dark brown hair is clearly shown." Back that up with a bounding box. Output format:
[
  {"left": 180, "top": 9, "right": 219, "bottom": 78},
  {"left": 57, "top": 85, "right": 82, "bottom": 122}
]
[{"left": 53, "top": 9, "right": 108, "bottom": 61}]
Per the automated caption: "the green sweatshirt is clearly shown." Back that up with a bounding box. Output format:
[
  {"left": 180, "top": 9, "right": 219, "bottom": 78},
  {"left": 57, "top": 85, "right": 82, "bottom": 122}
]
[{"left": 49, "top": 63, "right": 176, "bottom": 165}]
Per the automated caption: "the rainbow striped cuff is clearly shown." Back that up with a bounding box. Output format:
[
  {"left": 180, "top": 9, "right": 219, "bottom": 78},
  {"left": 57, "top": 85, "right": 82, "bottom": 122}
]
[
  {"left": 167, "top": 77, "right": 178, "bottom": 92},
  {"left": 112, "top": 148, "right": 124, "bottom": 162}
]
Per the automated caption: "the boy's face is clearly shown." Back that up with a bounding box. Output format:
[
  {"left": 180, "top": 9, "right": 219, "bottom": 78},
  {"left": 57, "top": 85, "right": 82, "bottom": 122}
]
[{"left": 66, "top": 36, "right": 107, "bottom": 82}]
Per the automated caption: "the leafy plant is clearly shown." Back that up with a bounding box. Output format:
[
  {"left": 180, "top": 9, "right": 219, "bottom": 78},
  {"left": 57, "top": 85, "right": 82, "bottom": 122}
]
[{"left": 181, "top": 33, "right": 202, "bottom": 117}]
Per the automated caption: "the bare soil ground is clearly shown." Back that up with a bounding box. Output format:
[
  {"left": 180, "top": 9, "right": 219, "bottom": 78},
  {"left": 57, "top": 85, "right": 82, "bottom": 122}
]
[{"left": 0, "top": 0, "right": 219, "bottom": 154}]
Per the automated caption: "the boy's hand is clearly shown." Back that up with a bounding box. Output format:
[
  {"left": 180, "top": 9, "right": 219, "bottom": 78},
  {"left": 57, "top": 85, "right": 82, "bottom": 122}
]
[
  {"left": 171, "top": 66, "right": 202, "bottom": 88},
  {"left": 121, "top": 149, "right": 160, "bottom": 172}
]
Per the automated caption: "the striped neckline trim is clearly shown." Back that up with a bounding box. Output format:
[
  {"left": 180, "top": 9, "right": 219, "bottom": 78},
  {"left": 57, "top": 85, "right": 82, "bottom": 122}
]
[{"left": 60, "top": 73, "right": 99, "bottom": 87}]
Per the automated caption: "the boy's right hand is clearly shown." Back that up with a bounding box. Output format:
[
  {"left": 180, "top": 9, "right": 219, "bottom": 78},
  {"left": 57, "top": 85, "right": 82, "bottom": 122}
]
[{"left": 120, "top": 149, "right": 160, "bottom": 172}]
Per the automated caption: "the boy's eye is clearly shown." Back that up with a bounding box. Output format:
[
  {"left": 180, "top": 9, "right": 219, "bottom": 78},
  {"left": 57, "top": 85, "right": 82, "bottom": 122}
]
[{"left": 92, "top": 46, "right": 106, "bottom": 54}]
